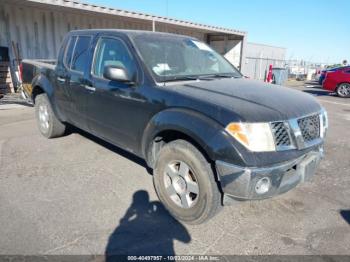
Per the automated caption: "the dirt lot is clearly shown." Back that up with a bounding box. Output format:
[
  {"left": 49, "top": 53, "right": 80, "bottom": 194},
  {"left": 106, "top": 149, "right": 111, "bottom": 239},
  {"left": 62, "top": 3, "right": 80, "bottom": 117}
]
[{"left": 0, "top": 82, "right": 349, "bottom": 255}]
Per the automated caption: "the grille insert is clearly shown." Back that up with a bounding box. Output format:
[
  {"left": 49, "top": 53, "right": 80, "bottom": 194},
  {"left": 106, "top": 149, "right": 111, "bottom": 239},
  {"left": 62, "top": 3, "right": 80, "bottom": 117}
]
[
  {"left": 297, "top": 114, "right": 320, "bottom": 142},
  {"left": 271, "top": 122, "right": 291, "bottom": 147}
]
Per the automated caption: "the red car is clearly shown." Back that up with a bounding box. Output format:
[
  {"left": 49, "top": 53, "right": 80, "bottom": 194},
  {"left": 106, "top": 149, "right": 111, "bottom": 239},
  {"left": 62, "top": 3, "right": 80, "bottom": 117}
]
[{"left": 323, "top": 66, "right": 350, "bottom": 97}]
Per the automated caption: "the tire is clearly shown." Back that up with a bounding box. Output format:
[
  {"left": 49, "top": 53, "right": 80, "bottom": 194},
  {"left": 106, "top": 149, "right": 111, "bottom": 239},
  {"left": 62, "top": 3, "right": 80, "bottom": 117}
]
[
  {"left": 153, "top": 139, "right": 221, "bottom": 224},
  {"left": 336, "top": 83, "right": 350, "bottom": 98},
  {"left": 35, "top": 93, "right": 66, "bottom": 138}
]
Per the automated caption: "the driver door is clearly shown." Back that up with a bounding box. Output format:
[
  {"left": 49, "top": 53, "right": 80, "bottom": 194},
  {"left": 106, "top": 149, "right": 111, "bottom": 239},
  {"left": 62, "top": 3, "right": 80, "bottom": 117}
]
[{"left": 85, "top": 36, "right": 146, "bottom": 151}]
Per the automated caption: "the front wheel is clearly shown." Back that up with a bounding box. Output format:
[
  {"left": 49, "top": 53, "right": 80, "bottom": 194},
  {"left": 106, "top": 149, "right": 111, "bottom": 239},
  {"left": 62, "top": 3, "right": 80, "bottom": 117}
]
[
  {"left": 35, "top": 93, "right": 66, "bottom": 138},
  {"left": 153, "top": 140, "right": 221, "bottom": 224},
  {"left": 336, "top": 83, "right": 350, "bottom": 98}
]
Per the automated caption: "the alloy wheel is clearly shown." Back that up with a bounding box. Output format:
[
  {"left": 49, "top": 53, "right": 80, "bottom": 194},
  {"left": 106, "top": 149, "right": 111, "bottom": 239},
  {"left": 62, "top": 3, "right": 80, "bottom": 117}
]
[
  {"left": 38, "top": 104, "right": 50, "bottom": 132},
  {"left": 338, "top": 84, "right": 350, "bottom": 97},
  {"left": 163, "top": 160, "right": 199, "bottom": 209}
]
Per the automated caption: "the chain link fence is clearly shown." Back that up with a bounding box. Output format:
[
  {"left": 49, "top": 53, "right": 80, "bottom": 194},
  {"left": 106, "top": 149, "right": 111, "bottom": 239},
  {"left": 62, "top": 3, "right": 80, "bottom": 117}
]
[{"left": 243, "top": 57, "right": 326, "bottom": 83}]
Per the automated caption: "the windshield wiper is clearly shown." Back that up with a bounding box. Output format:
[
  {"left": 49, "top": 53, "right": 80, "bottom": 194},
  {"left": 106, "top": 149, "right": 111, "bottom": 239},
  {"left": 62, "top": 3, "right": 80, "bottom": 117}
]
[
  {"left": 198, "top": 74, "right": 239, "bottom": 79},
  {"left": 162, "top": 76, "right": 204, "bottom": 82},
  {"left": 161, "top": 74, "right": 241, "bottom": 83}
]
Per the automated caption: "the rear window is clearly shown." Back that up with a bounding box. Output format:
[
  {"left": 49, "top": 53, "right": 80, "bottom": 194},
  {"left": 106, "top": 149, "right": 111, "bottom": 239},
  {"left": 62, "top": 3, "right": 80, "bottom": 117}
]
[{"left": 71, "top": 36, "right": 92, "bottom": 73}]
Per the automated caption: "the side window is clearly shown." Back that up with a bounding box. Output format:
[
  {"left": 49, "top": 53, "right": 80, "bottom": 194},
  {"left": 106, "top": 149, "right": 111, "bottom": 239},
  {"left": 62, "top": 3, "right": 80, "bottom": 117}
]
[
  {"left": 64, "top": 36, "right": 77, "bottom": 68},
  {"left": 71, "top": 36, "right": 92, "bottom": 73},
  {"left": 93, "top": 38, "right": 136, "bottom": 79}
]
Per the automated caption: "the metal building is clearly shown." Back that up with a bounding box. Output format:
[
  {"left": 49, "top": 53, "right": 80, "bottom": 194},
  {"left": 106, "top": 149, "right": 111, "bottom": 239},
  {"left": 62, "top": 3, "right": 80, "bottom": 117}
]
[
  {"left": 242, "top": 42, "right": 287, "bottom": 80},
  {"left": 0, "top": 0, "right": 247, "bottom": 91}
]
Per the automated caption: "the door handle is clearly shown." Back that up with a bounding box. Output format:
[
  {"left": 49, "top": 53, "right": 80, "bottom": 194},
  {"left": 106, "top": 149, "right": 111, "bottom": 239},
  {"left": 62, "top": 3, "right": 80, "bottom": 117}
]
[
  {"left": 57, "top": 77, "right": 66, "bottom": 83},
  {"left": 84, "top": 85, "right": 96, "bottom": 92}
]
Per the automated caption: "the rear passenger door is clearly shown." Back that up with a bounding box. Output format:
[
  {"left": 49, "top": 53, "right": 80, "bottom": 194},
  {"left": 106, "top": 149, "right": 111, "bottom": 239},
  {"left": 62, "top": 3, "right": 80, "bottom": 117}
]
[
  {"left": 64, "top": 35, "right": 93, "bottom": 131},
  {"left": 54, "top": 35, "right": 77, "bottom": 118}
]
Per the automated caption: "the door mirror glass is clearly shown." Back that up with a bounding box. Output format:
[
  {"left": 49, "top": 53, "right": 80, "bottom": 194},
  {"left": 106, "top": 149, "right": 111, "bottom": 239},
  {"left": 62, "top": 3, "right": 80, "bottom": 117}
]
[{"left": 103, "top": 65, "right": 132, "bottom": 82}]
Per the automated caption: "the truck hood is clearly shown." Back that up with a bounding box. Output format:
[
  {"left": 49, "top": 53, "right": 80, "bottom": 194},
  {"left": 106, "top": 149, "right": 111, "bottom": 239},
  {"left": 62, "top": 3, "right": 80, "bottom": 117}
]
[{"left": 167, "top": 78, "right": 322, "bottom": 122}]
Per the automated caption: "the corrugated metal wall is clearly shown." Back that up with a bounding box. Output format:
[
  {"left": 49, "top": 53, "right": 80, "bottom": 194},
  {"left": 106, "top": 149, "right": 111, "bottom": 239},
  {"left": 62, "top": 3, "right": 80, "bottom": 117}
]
[
  {"left": 0, "top": 1, "right": 248, "bottom": 91},
  {"left": 0, "top": 2, "right": 206, "bottom": 61},
  {"left": 242, "top": 42, "right": 287, "bottom": 79}
]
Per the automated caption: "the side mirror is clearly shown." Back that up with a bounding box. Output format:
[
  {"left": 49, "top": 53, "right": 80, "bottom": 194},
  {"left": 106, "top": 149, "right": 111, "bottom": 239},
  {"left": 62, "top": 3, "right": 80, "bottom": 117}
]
[{"left": 103, "top": 65, "right": 133, "bottom": 83}]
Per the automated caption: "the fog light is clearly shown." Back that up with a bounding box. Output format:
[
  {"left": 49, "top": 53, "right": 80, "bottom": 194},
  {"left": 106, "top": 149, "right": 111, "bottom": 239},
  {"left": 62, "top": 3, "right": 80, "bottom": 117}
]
[{"left": 255, "top": 177, "right": 271, "bottom": 194}]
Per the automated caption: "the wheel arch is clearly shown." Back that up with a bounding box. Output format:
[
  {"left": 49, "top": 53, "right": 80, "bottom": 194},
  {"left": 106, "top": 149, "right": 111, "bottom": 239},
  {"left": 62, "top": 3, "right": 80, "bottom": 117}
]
[
  {"left": 148, "top": 129, "right": 213, "bottom": 167},
  {"left": 31, "top": 85, "right": 45, "bottom": 104},
  {"left": 31, "top": 74, "right": 54, "bottom": 104},
  {"left": 142, "top": 108, "right": 218, "bottom": 167},
  {"left": 337, "top": 81, "right": 350, "bottom": 87}
]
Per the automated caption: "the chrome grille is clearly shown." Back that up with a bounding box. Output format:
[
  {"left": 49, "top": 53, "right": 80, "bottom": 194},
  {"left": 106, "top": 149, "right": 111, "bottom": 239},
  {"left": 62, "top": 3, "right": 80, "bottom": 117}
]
[
  {"left": 297, "top": 114, "right": 320, "bottom": 142},
  {"left": 271, "top": 122, "right": 291, "bottom": 147}
]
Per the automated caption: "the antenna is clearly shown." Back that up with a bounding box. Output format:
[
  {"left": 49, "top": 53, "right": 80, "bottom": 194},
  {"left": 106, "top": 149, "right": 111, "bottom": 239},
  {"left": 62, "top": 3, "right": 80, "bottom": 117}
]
[
  {"left": 161, "top": 0, "right": 169, "bottom": 86},
  {"left": 163, "top": 0, "right": 169, "bottom": 86}
]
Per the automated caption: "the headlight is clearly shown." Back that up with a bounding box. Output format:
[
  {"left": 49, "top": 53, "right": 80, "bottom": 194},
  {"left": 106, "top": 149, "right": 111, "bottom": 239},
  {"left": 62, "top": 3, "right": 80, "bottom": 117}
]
[{"left": 225, "top": 122, "right": 275, "bottom": 152}]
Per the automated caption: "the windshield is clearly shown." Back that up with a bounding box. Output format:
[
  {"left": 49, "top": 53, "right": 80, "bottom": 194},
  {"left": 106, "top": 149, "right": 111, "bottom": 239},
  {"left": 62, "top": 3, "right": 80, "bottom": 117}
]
[{"left": 131, "top": 34, "right": 242, "bottom": 82}]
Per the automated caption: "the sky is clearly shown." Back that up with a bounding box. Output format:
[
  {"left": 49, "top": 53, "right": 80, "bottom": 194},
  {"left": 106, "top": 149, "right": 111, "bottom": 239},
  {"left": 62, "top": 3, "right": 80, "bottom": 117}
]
[{"left": 85, "top": 0, "right": 349, "bottom": 64}]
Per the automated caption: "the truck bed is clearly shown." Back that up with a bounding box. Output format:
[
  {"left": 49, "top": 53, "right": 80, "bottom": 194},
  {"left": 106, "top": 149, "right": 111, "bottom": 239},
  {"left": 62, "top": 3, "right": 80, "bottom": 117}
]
[
  {"left": 22, "top": 59, "right": 56, "bottom": 70},
  {"left": 21, "top": 59, "right": 57, "bottom": 99}
]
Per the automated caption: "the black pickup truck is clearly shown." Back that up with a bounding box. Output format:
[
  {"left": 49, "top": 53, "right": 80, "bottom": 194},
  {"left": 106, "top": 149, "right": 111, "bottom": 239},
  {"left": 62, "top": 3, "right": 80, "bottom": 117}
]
[{"left": 22, "top": 29, "right": 328, "bottom": 224}]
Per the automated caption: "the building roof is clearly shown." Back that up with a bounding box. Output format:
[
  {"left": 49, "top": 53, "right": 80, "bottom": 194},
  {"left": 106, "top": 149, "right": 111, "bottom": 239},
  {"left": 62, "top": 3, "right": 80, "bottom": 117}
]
[
  {"left": 20, "top": 0, "right": 246, "bottom": 36},
  {"left": 69, "top": 29, "right": 199, "bottom": 38}
]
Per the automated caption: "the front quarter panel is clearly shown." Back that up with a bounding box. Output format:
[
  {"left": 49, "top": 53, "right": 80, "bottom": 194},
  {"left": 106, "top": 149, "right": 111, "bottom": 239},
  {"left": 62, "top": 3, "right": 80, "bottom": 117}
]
[{"left": 141, "top": 108, "right": 247, "bottom": 168}]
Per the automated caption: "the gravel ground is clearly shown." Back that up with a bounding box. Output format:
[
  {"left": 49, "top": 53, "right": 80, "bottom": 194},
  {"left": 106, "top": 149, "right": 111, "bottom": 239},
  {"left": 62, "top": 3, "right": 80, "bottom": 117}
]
[{"left": 0, "top": 82, "right": 349, "bottom": 256}]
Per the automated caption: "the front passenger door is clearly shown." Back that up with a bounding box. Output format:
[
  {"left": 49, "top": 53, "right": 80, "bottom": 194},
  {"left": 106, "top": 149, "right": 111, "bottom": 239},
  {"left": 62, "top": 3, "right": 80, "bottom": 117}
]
[{"left": 86, "top": 37, "right": 146, "bottom": 151}]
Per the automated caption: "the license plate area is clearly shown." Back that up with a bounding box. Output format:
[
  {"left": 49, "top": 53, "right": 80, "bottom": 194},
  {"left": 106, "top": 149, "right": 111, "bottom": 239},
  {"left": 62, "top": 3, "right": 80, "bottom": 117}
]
[{"left": 299, "top": 154, "right": 319, "bottom": 182}]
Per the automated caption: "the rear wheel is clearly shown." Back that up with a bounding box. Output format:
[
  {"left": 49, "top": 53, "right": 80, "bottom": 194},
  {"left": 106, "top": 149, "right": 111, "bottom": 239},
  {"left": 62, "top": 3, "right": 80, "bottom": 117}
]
[
  {"left": 153, "top": 139, "right": 221, "bottom": 224},
  {"left": 35, "top": 93, "right": 66, "bottom": 138},
  {"left": 336, "top": 83, "right": 350, "bottom": 98}
]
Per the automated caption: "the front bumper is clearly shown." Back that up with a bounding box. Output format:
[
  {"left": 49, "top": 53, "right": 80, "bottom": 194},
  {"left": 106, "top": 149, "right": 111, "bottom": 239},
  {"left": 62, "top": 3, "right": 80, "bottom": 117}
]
[{"left": 216, "top": 147, "right": 323, "bottom": 204}]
